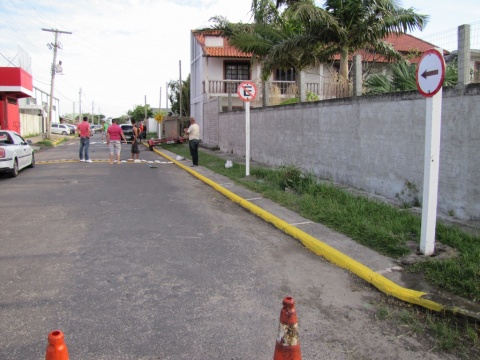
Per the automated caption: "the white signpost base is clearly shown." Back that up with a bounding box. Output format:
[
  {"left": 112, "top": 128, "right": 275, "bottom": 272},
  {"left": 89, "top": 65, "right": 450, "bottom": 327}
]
[
  {"left": 245, "top": 101, "right": 250, "bottom": 176},
  {"left": 420, "top": 89, "right": 442, "bottom": 255},
  {"left": 416, "top": 48, "right": 445, "bottom": 256},
  {"left": 237, "top": 81, "right": 257, "bottom": 177}
]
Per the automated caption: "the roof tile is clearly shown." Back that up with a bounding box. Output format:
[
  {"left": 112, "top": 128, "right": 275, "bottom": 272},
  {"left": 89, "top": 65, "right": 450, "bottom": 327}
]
[{"left": 192, "top": 30, "right": 443, "bottom": 63}]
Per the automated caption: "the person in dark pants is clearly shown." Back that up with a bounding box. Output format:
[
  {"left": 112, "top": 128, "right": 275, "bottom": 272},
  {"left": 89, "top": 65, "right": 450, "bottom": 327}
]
[
  {"left": 77, "top": 116, "right": 92, "bottom": 162},
  {"left": 130, "top": 119, "right": 140, "bottom": 160},
  {"left": 184, "top": 117, "right": 200, "bottom": 167}
]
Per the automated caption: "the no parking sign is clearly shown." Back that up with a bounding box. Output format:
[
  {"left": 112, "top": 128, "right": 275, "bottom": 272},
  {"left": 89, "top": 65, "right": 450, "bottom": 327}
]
[
  {"left": 237, "top": 81, "right": 257, "bottom": 102},
  {"left": 237, "top": 81, "right": 257, "bottom": 176}
]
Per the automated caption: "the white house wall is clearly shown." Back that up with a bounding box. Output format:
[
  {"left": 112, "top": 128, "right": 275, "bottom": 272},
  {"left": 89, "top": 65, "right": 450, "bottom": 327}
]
[{"left": 190, "top": 33, "right": 205, "bottom": 138}]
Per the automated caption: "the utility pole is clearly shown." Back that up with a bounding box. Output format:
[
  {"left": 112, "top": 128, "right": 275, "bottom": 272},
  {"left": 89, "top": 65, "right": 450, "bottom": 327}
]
[
  {"left": 42, "top": 28, "right": 72, "bottom": 139},
  {"left": 179, "top": 60, "right": 182, "bottom": 118},
  {"left": 144, "top": 95, "right": 147, "bottom": 134},
  {"left": 166, "top": 82, "right": 169, "bottom": 110},
  {"left": 79, "top": 88, "right": 82, "bottom": 123}
]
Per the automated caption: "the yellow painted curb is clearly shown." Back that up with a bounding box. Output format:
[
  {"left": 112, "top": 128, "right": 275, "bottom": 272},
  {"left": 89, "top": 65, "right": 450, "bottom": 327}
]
[{"left": 153, "top": 148, "right": 446, "bottom": 313}]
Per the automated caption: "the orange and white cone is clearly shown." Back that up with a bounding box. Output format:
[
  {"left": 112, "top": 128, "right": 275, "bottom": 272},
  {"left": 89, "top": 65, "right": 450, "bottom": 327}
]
[
  {"left": 45, "top": 330, "right": 69, "bottom": 360},
  {"left": 273, "top": 297, "right": 302, "bottom": 360}
]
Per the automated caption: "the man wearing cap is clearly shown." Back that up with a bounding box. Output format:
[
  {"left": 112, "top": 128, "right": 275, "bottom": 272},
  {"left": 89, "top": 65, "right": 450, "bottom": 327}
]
[{"left": 106, "top": 119, "right": 127, "bottom": 164}]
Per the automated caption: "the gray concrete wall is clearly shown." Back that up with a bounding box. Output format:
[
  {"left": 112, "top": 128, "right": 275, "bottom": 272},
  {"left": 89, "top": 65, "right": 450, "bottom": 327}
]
[
  {"left": 203, "top": 98, "right": 220, "bottom": 146},
  {"left": 213, "top": 84, "right": 480, "bottom": 220}
]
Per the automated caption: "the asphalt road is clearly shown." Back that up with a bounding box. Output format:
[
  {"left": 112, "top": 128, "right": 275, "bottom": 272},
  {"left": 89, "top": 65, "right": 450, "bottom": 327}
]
[{"left": 0, "top": 134, "right": 461, "bottom": 359}]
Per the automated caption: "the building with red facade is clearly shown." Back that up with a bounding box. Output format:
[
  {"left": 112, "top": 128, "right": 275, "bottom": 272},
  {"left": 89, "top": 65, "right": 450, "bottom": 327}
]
[{"left": 0, "top": 67, "right": 33, "bottom": 132}]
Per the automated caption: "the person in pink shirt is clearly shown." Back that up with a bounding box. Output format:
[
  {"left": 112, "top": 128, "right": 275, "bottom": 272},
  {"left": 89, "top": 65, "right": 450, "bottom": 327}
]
[
  {"left": 106, "top": 119, "right": 127, "bottom": 164},
  {"left": 76, "top": 116, "right": 92, "bottom": 162}
]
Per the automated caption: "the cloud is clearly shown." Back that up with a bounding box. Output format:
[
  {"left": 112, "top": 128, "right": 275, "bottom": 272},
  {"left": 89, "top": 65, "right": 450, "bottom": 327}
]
[
  {"left": 0, "top": 0, "right": 252, "bottom": 117},
  {"left": 1, "top": 0, "right": 477, "bottom": 117}
]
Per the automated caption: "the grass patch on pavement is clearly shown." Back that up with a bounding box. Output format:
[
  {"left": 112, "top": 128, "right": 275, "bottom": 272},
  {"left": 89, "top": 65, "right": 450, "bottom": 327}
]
[
  {"left": 374, "top": 295, "right": 479, "bottom": 358},
  {"left": 164, "top": 144, "right": 480, "bottom": 302},
  {"left": 36, "top": 140, "right": 55, "bottom": 147}
]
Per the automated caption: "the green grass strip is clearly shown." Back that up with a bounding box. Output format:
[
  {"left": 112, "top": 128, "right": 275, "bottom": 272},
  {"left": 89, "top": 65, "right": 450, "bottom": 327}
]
[{"left": 164, "top": 143, "right": 480, "bottom": 302}]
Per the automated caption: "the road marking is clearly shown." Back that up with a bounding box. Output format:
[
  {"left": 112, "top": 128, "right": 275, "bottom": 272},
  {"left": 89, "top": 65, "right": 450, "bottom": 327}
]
[{"left": 35, "top": 159, "right": 173, "bottom": 164}]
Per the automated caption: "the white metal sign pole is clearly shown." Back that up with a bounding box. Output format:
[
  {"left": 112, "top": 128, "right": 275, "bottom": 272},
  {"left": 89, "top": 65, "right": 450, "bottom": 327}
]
[
  {"left": 420, "top": 88, "right": 442, "bottom": 255},
  {"left": 245, "top": 101, "right": 250, "bottom": 176},
  {"left": 416, "top": 48, "right": 445, "bottom": 256},
  {"left": 238, "top": 81, "right": 257, "bottom": 177}
]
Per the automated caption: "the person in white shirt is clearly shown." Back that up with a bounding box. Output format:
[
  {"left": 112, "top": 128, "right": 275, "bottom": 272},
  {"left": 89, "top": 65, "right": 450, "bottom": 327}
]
[{"left": 184, "top": 117, "right": 200, "bottom": 167}]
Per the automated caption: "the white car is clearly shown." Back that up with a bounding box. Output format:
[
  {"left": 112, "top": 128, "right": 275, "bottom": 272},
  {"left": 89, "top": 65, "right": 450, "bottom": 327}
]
[
  {"left": 66, "top": 124, "right": 77, "bottom": 134},
  {"left": 51, "top": 123, "right": 72, "bottom": 135},
  {"left": 0, "top": 130, "right": 35, "bottom": 177}
]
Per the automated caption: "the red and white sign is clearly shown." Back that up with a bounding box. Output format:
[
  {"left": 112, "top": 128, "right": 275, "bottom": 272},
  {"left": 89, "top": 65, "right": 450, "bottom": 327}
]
[
  {"left": 416, "top": 49, "right": 445, "bottom": 98},
  {"left": 237, "top": 81, "right": 257, "bottom": 102}
]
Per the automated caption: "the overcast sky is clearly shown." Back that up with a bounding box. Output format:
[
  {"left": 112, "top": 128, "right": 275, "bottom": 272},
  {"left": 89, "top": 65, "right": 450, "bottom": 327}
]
[{"left": 0, "top": 0, "right": 479, "bottom": 119}]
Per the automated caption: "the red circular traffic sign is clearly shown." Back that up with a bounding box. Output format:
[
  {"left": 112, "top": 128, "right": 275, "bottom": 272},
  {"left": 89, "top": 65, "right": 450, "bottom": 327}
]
[
  {"left": 416, "top": 49, "right": 445, "bottom": 97},
  {"left": 237, "top": 81, "right": 257, "bottom": 102}
]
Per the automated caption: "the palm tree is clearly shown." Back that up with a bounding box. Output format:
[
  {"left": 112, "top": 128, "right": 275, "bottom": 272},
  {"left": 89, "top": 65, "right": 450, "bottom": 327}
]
[
  {"left": 275, "top": 0, "right": 428, "bottom": 80},
  {"left": 212, "top": 1, "right": 318, "bottom": 103},
  {"left": 365, "top": 61, "right": 458, "bottom": 94}
]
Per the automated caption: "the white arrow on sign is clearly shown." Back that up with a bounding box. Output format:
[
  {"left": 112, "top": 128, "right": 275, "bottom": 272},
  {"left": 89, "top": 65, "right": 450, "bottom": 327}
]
[{"left": 416, "top": 49, "right": 445, "bottom": 98}]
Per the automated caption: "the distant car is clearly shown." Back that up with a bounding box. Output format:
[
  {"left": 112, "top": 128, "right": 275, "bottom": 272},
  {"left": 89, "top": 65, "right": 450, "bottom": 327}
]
[
  {"left": 92, "top": 125, "right": 103, "bottom": 134},
  {"left": 51, "top": 123, "right": 72, "bottom": 135},
  {"left": 0, "top": 130, "right": 35, "bottom": 177},
  {"left": 120, "top": 124, "right": 134, "bottom": 142}
]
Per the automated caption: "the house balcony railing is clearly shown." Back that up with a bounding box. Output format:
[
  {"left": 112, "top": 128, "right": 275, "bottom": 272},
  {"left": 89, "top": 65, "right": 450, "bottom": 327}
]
[
  {"left": 205, "top": 80, "right": 246, "bottom": 95},
  {"left": 203, "top": 79, "right": 352, "bottom": 102}
]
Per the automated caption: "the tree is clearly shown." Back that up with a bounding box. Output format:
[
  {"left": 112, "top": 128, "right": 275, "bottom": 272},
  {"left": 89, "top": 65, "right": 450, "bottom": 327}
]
[
  {"left": 272, "top": 0, "right": 428, "bottom": 80},
  {"left": 168, "top": 74, "right": 190, "bottom": 117},
  {"left": 211, "top": 3, "right": 308, "bottom": 82},
  {"left": 212, "top": 1, "right": 317, "bottom": 103},
  {"left": 365, "top": 61, "right": 458, "bottom": 94},
  {"left": 127, "top": 105, "right": 153, "bottom": 123}
]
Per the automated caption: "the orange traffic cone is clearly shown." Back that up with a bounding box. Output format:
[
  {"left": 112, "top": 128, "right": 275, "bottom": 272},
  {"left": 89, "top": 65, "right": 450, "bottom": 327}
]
[
  {"left": 45, "top": 330, "right": 69, "bottom": 360},
  {"left": 273, "top": 297, "right": 302, "bottom": 360}
]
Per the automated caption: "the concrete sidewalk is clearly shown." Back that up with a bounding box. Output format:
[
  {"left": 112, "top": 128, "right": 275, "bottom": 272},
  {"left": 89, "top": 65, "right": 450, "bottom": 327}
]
[{"left": 156, "top": 145, "right": 480, "bottom": 321}]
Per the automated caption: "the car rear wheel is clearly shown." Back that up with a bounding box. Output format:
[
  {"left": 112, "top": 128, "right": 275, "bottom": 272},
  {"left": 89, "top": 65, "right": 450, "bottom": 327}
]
[
  {"left": 62, "top": 131, "right": 67, "bottom": 135},
  {"left": 10, "top": 159, "right": 19, "bottom": 177},
  {"left": 28, "top": 152, "right": 35, "bottom": 168}
]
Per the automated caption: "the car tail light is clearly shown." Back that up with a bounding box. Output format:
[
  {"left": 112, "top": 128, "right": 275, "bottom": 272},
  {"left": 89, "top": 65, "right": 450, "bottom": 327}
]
[{"left": 0, "top": 148, "right": 5, "bottom": 158}]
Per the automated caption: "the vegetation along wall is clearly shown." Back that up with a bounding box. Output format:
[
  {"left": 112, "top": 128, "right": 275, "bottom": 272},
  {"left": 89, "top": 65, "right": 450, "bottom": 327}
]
[{"left": 211, "top": 84, "right": 480, "bottom": 221}]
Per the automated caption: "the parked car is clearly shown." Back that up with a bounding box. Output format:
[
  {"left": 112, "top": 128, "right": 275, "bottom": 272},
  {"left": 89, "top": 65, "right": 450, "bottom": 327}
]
[
  {"left": 65, "top": 124, "right": 76, "bottom": 135},
  {"left": 51, "top": 123, "right": 72, "bottom": 135},
  {"left": 0, "top": 130, "right": 35, "bottom": 177},
  {"left": 120, "top": 124, "right": 134, "bottom": 142},
  {"left": 90, "top": 124, "right": 102, "bottom": 134}
]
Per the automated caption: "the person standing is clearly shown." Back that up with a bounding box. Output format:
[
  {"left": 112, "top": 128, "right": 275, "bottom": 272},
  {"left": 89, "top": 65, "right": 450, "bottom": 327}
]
[
  {"left": 130, "top": 119, "right": 140, "bottom": 160},
  {"left": 106, "top": 119, "right": 127, "bottom": 164},
  {"left": 101, "top": 120, "right": 109, "bottom": 142},
  {"left": 77, "top": 116, "right": 92, "bottom": 162},
  {"left": 138, "top": 122, "right": 144, "bottom": 140},
  {"left": 184, "top": 117, "right": 200, "bottom": 167}
]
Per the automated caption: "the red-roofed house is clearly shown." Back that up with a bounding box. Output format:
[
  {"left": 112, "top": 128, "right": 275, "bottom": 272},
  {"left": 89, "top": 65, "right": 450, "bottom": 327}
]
[{"left": 190, "top": 29, "right": 442, "bottom": 138}]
